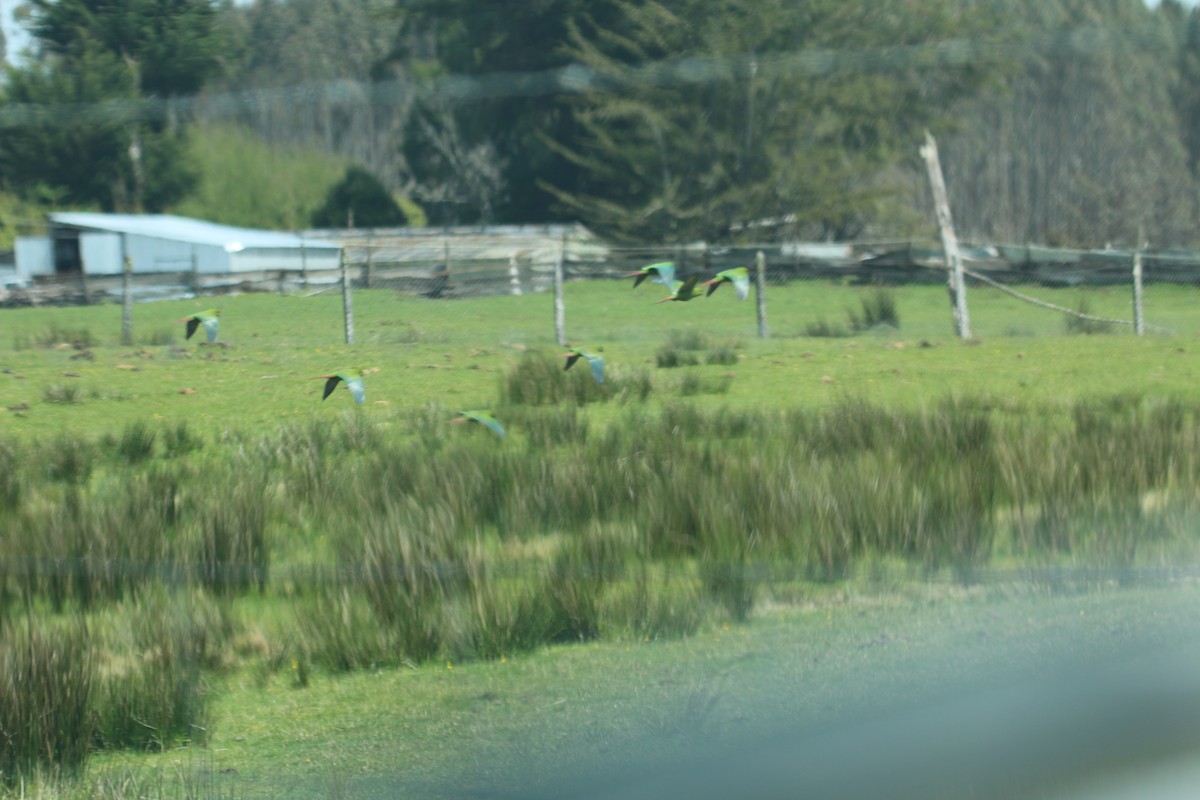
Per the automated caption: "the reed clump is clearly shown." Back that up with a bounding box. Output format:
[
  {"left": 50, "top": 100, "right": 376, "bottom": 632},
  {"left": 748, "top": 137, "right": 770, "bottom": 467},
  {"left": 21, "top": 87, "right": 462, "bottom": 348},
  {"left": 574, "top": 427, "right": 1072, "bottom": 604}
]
[
  {"left": 4, "top": 390, "right": 1200, "bottom": 782},
  {"left": 0, "top": 618, "right": 95, "bottom": 783}
]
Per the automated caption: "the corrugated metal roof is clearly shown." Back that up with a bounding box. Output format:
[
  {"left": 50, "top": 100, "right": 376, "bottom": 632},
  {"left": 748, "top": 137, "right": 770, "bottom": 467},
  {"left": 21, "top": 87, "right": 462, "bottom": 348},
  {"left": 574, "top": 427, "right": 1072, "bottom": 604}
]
[{"left": 50, "top": 212, "right": 341, "bottom": 251}]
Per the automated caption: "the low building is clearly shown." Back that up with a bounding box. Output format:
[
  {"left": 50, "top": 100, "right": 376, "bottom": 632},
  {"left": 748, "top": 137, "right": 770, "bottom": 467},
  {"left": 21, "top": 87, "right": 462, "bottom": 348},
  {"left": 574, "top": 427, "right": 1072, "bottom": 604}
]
[
  {"left": 303, "top": 223, "right": 609, "bottom": 296},
  {"left": 14, "top": 212, "right": 342, "bottom": 301}
]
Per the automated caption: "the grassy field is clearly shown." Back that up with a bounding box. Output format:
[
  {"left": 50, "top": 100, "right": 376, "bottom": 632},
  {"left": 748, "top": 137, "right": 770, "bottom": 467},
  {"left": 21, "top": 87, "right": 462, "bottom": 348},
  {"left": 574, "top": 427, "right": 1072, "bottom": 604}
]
[
  {"left": 3, "top": 280, "right": 1200, "bottom": 441},
  {"left": 3, "top": 279, "right": 1200, "bottom": 799}
]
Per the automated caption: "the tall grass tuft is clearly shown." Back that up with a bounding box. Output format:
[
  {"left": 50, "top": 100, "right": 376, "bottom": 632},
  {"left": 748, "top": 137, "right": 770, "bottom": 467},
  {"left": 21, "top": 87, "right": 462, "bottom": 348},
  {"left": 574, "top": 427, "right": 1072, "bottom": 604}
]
[
  {"left": 847, "top": 288, "right": 900, "bottom": 331},
  {"left": 193, "top": 480, "right": 269, "bottom": 596},
  {"left": 601, "top": 563, "right": 705, "bottom": 640},
  {"left": 40, "top": 435, "right": 96, "bottom": 483},
  {"left": 655, "top": 346, "right": 700, "bottom": 368},
  {"left": 162, "top": 420, "right": 203, "bottom": 458},
  {"left": 706, "top": 347, "right": 739, "bottom": 365},
  {"left": 338, "top": 499, "right": 469, "bottom": 662},
  {"left": 92, "top": 588, "right": 216, "bottom": 750},
  {"left": 13, "top": 323, "right": 98, "bottom": 351},
  {"left": 499, "top": 349, "right": 623, "bottom": 406},
  {"left": 459, "top": 561, "right": 561, "bottom": 660},
  {"left": 677, "top": 372, "right": 733, "bottom": 396},
  {"left": 297, "top": 583, "right": 398, "bottom": 673},
  {"left": 0, "top": 618, "right": 94, "bottom": 783},
  {"left": 42, "top": 383, "right": 83, "bottom": 405},
  {"left": 543, "top": 522, "right": 630, "bottom": 642},
  {"left": 0, "top": 439, "right": 22, "bottom": 512},
  {"left": 805, "top": 318, "right": 851, "bottom": 338},
  {"left": 112, "top": 420, "right": 158, "bottom": 465},
  {"left": 699, "top": 552, "right": 757, "bottom": 622},
  {"left": 665, "top": 330, "right": 710, "bottom": 351},
  {"left": 1064, "top": 296, "right": 1116, "bottom": 334}
]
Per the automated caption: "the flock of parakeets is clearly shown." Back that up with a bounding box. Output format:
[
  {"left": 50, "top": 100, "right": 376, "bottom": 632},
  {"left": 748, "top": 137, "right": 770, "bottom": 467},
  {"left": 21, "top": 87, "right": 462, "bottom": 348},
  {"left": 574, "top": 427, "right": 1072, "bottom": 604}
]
[
  {"left": 174, "top": 261, "right": 747, "bottom": 441},
  {"left": 626, "top": 262, "right": 751, "bottom": 303}
]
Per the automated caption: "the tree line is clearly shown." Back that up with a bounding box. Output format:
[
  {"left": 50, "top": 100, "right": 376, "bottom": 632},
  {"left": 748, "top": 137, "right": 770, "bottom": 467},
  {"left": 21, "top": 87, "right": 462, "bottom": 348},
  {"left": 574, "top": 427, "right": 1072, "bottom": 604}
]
[{"left": 1, "top": 0, "right": 1198, "bottom": 249}]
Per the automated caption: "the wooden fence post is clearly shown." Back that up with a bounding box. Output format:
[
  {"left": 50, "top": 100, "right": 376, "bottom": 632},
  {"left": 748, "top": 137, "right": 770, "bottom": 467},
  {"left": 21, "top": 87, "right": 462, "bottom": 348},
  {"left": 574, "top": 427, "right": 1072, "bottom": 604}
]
[
  {"left": 365, "top": 238, "right": 374, "bottom": 289},
  {"left": 340, "top": 247, "right": 355, "bottom": 345},
  {"left": 509, "top": 254, "right": 522, "bottom": 296},
  {"left": 920, "top": 130, "right": 971, "bottom": 340},
  {"left": 755, "top": 250, "right": 768, "bottom": 339},
  {"left": 1132, "top": 249, "right": 1145, "bottom": 337},
  {"left": 554, "top": 236, "right": 567, "bottom": 346},
  {"left": 121, "top": 255, "right": 133, "bottom": 346},
  {"left": 190, "top": 245, "right": 200, "bottom": 297}
]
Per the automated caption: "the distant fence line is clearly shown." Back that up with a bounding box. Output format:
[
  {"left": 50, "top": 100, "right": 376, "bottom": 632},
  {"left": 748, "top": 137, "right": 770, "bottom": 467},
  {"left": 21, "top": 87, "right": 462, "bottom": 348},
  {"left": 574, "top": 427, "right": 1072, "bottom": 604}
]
[{"left": 5, "top": 240, "right": 1198, "bottom": 343}]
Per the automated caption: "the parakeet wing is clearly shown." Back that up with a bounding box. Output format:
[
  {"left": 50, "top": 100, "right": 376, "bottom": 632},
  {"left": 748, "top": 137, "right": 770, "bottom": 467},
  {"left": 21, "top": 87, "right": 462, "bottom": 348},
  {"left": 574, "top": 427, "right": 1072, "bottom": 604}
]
[
  {"left": 464, "top": 411, "right": 506, "bottom": 437},
  {"left": 728, "top": 268, "right": 750, "bottom": 300},
  {"left": 650, "top": 262, "right": 676, "bottom": 287},
  {"left": 586, "top": 354, "right": 605, "bottom": 383}
]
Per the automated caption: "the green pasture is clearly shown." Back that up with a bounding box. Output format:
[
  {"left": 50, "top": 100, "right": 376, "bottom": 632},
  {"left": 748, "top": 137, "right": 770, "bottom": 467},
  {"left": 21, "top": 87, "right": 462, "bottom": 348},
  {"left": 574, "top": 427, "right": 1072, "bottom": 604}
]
[
  {"left": 4, "top": 279, "right": 1200, "bottom": 799},
  {"left": 2, "top": 279, "right": 1200, "bottom": 442}
]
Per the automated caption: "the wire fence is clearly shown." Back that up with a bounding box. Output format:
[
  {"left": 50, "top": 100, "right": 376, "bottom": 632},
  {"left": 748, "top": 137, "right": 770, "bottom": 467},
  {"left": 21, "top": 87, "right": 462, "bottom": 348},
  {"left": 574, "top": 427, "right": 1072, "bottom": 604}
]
[{"left": 7, "top": 233, "right": 1200, "bottom": 346}]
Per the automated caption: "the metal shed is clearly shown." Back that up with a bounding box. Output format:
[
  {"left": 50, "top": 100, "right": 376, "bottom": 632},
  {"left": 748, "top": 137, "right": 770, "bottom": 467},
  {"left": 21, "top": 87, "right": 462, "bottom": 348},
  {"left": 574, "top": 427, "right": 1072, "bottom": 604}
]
[{"left": 18, "top": 212, "right": 341, "bottom": 278}]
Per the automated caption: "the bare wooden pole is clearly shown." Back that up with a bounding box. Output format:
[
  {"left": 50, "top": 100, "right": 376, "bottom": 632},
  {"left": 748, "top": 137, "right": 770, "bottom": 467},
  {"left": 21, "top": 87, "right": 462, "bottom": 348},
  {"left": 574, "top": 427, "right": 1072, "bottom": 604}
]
[
  {"left": 755, "top": 250, "right": 768, "bottom": 339},
  {"left": 301, "top": 242, "right": 309, "bottom": 291},
  {"left": 365, "top": 238, "right": 374, "bottom": 289},
  {"left": 920, "top": 130, "right": 971, "bottom": 340},
  {"left": 121, "top": 255, "right": 133, "bottom": 346},
  {"left": 190, "top": 245, "right": 200, "bottom": 296},
  {"left": 1132, "top": 249, "right": 1145, "bottom": 337},
  {"left": 509, "top": 254, "right": 522, "bottom": 296},
  {"left": 554, "top": 235, "right": 567, "bottom": 346},
  {"left": 340, "top": 247, "right": 355, "bottom": 345}
]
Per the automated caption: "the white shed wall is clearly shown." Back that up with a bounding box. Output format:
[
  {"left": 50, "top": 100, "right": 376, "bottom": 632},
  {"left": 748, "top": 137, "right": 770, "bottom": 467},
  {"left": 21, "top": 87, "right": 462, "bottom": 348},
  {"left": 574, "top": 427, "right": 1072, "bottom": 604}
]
[
  {"left": 80, "top": 232, "right": 123, "bottom": 275},
  {"left": 15, "top": 236, "right": 52, "bottom": 276},
  {"left": 230, "top": 247, "right": 340, "bottom": 273},
  {"left": 124, "top": 235, "right": 231, "bottom": 274}
]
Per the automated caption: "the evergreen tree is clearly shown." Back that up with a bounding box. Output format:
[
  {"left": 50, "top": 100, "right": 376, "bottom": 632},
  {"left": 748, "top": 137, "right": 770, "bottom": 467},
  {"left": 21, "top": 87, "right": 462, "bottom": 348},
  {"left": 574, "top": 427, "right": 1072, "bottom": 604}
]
[
  {"left": 0, "top": 0, "right": 224, "bottom": 212},
  {"left": 311, "top": 166, "right": 407, "bottom": 228},
  {"left": 541, "top": 0, "right": 1004, "bottom": 243},
  {"left": 1175, "top": 8, "right": 1200, "bottom": 178},
  {"left": 386, "top": 0, "right": 598, "bottom": 225}
]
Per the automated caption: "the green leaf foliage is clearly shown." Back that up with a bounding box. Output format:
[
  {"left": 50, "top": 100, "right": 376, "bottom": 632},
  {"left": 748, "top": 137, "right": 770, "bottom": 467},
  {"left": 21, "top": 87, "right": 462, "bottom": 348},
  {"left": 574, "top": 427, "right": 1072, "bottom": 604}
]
[{"left": 174, "top": 124, "right": 348, "bottom": 230}]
